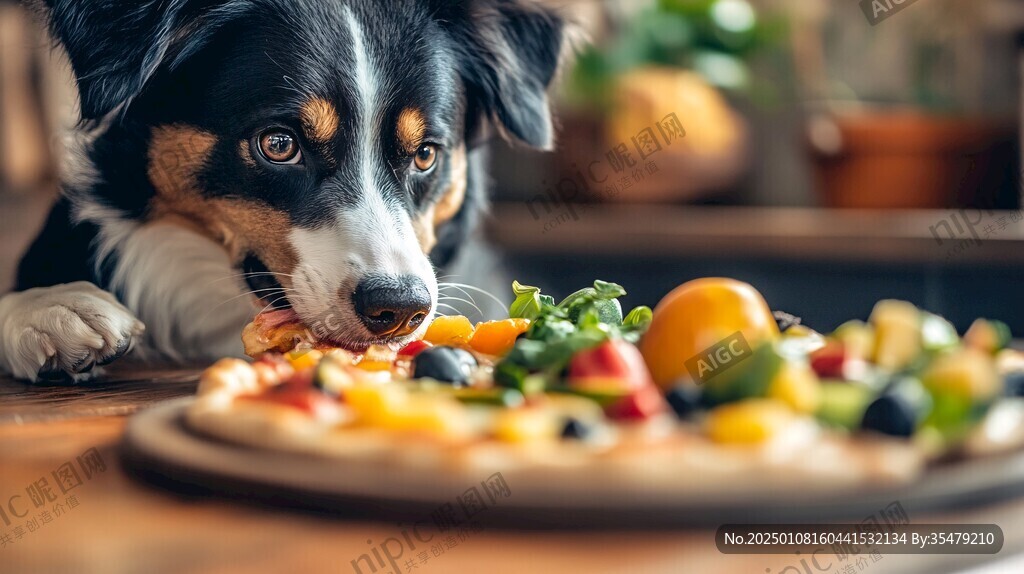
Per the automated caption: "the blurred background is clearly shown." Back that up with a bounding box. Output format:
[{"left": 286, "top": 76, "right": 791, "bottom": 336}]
[{"left": 2, "top": 0, "right": 1024, "bottom": 335}]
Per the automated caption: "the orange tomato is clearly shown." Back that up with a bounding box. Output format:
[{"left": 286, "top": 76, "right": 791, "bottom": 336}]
[
  {"left": 423, "top": 315, "right": 475, "bottom": 347},
  {"left": 639, "top": 278, "right": 779, "bottom": 388},
  {"left": 469, "top": 318, "right": 530, "bottom": 356}
]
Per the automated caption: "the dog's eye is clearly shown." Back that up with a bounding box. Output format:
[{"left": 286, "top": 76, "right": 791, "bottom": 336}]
[
  {"left": 257, "top": 130, "right": 302, "bottom": 165},
  {"left": 413, "top": 144, "right": 439, "bottom": 172}
]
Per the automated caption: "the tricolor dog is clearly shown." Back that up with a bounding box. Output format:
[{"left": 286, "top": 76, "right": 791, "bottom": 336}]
[{"left": 1, "top": 0, "right": 566, "bottom": 381}]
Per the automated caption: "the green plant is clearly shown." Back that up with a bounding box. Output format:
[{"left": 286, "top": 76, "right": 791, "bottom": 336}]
[{"left": 566, "top": 0, "right": 783, "bottom": 109}]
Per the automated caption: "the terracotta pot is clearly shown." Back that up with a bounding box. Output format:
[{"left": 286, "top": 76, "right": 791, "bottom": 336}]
[{"left": 808, "top": 111, "right": 1016, "bottom": 209}]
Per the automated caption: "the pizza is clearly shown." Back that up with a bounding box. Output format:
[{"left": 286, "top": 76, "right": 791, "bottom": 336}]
[{"left": 185, "top": 277, "right": 1024, "bottom": 494}]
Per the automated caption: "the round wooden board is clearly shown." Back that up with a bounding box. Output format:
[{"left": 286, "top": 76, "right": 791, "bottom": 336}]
[{"left": 121, "top": 398, "right": 1024, "bottom": 528}]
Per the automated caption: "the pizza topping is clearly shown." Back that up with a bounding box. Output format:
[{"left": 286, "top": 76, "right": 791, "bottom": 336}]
[
  {"left": 705, "top": 399, "right": 796, "bottom": 444},
  {"left": 566, "top": 339, "right": 654, "bottom": 393},
  {"left": 193, "top": 274, "right": 1024, "bottom": 484},
  {"left": 603, "top": 384, "right": 668, "bottom": 421},
  {"left": 832, "top": 320, "right": 875, "bottom": 361},
  {"left": 1005, "top": 372, "right": 1024, "bottom": 398},
  {"left": 451, "top": 387, "right": 526, "bottom": 408},
  {"left": 815, "top": 382, "right": 874, "bottom": 430},
  {"left": 559, "top": 285, "right": 624, "bottom": 325},
  {"left": 285, "top": 366, "right": 316, "bottom": 388},
  {"left": 242, "top": 309, "right": 311, "bottom": 357},
  {"left": 869, "top": 300, "right": 922, "bottom": 371},
  {"left": 423, "top": 315, "right": 475, "bottom": 346},
  {"left": 638, "top": 277, "right": 780, "bottom": 389},
  {"left": 664, "top": 384, "right": 702, "bottom": 420},
  {"left": 198, "top": 358, "right": 261, "bottom": 394},
  {"left": 397, "top": 339, "right": 432, "bottom": 358},
  {"left": 493, "top": 406, "right": 559, "bottom": 443},
  {"left": 468, "top": 319, "right": 530, "bottom": 356},
  {"left": 861, "top": 377, "right": 930, "bottom": 438},
  {"left": 343, "top": 384, "right": 470, "bottom": 438},
  {"left": 411, "top": 346, "right": 477, "bottom": 386},
  {"left": 240, "top": 382, "right": 340, "bottom": 418},
  {"left": 809, "top": 340, "right": 847, "bottom": 379},
  {"left": 766, "top": 362, "right": 821, "bottom": 414},
  {"left": 495, "top": 280, "right": 652, "bottom": 394},
  {"left": 560, "top": 417, "right": 592, "bottom": 440},
  {"left": 250, "top": 362, "right": 287, "bottom": 388},
  {"left": 700, "top": 341, "right": 784, "bottom": 407},
  {"left": 313, "top": 354, "right": 356, "bottom": 397},
  {"left": 964, "top": 318, "right": 1012, "bottom": 354},
  {"left": 286, "top": 349, "right": 323, "bottom": 371},
  {"left": 921, "top": 312, "right": 959, "bottom": 353},
  {"left": 923, "top": 348, "right": 1001, "bottom": 402}
]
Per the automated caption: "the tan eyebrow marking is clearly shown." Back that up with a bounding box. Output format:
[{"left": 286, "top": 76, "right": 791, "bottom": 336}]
[
  {"left": 300, "top": 97, "right": 340, "bottom": 143},
  {"left": 397, "top": 107, "right": 427, "bottom": 155}
]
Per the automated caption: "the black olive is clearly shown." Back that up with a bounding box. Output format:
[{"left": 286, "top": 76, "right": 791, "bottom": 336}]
[
  {"left": 412, "top": 346, "right": 477, "bottom": 387},
  {"left": 665, "top": 384, "right": 702, "bottom": 420},
  {"left": 561, "top": 418, "right": 591, "bottom": 440},
  {"left": 861, "top": 378, "right": 928, "bottom": 437},
  {"left": 1004, "top": 372, "right": 1024, "bottom": 397}
]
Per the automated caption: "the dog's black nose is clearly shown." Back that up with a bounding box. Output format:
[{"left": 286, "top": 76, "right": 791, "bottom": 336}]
[{"left": 352, "top": 275, "right": 432, "bottom": 337}]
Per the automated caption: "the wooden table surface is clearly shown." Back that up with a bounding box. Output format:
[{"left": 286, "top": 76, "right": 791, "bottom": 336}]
[{"left": 2, "top": 364, "right": 1024, "bottom": 574}]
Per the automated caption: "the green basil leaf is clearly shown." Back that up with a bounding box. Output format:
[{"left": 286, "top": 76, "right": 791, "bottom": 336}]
[
  {"left": 593, "top": 280, "right": 626, "bottom": 299},
  {"left": 509, "top": 280, "right": 543, "bottom": 320},
  {"left": 623, "top": 306, "right": 653, "bottom": 329}
]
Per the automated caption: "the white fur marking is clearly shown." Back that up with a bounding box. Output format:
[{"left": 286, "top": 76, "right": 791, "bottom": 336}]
[
  {"left": 69, "top": 198, "right": 255, "bottom": 360},
  {"left": 282, "top": 9, "right": 439, "bottom": 348}
]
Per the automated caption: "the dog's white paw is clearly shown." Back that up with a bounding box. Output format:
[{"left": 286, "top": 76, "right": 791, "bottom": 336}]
[{"left": 0, "top": 282, "right": 145, "bottom": 382}]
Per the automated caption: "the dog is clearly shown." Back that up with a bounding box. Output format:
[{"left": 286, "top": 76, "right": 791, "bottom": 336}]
[{"left": 0, "top": 0, "right": 567, "bottom": 382}]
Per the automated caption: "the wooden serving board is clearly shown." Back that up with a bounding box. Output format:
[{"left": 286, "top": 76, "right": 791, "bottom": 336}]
[{"left": 121, "top": 397, "right": 1024, "bottom": 528}]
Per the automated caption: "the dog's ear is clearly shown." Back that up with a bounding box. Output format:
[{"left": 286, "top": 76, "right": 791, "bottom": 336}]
[
  {"left": 34, "top": 0, "right": 249, "bottom": 121},
  {"left": 439, "top": 0, "right": 568, "bottom": 150}
]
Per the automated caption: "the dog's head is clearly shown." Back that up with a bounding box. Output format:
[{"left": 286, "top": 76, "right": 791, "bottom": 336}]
[{"left": 41, "top": 0, "right": 566, "bottom": 351}]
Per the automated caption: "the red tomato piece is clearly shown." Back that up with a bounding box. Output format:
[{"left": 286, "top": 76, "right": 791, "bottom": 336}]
[
  {"left": 398, "top": 340, "right": 433, "bottom": 358},
  {"left": 568, "top": 339, "right": 655, "bottom": 392},
  {"left": 241, "top": 383, "right": 338, "bottom": 417},
  {"left": 810, "top": 341, "right": 846, "bottom": 379},
  {"left": 286, "top": 366, "right": 316, "bottom": 387},
  {"left": 603, "top": 385, "right": 667, "bottom": 421}
]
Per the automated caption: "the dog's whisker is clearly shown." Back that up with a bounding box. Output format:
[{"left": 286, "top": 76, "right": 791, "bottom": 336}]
[
  {"left": 438, "top": 285, "right": 479, "bottom": 308},
  {"left": 204, "top": 271, "right": 298, "bottom": 287},
  {"left": 437, "top": 295, "right": 483, "bottom": 317},
  {"left": 438, "top": 282, "right": 507, "bottom": 313},
  {"left": 257, "top": 295, "right": 293, "bottom": 316},
  {"left": 197, "top": 288, "right": 298, "bottom": 324},
  {"left": 435, "top": 303, "right": 460, "bottom": 316}
]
